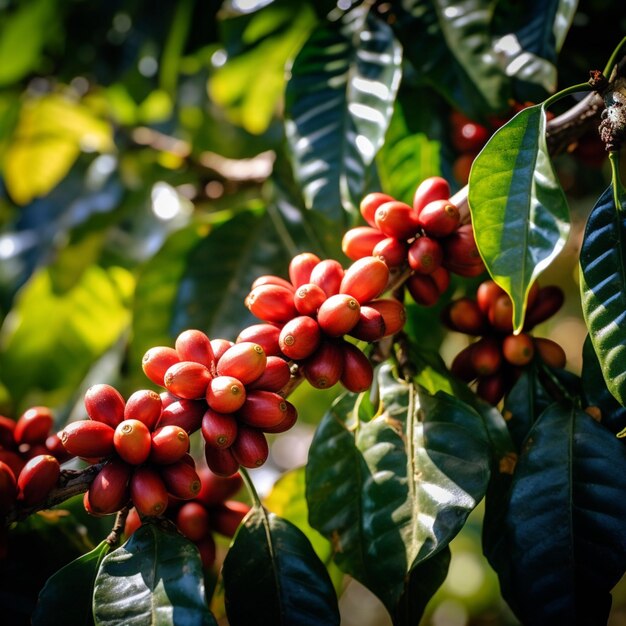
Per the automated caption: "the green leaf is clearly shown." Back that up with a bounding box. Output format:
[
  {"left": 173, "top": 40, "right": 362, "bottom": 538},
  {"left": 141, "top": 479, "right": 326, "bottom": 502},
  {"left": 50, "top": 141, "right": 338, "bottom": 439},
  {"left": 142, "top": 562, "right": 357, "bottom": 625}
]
[
  {"left": 580, "top": 185, "right": 626, "bottom": 407},
  {"left": 285, "top": 7, "right": 402, "bottom": 223},
  {"left": 468, "top": 104, "right": 570, "bottom": 331},
  {"left": 32, "top": 541, "right": 110, "bottom": 626},
  {"left": 486, "top": 403, "right": 626, "bottom": 625},
  {"left": 93, "top": 523, "right": 215, "bottom": 626},
  {"left": 222, "top": 507, "right": 340, "bottom": 626},
  {"left": 306, "top": 364, "right": 491, "bottom": 616}
]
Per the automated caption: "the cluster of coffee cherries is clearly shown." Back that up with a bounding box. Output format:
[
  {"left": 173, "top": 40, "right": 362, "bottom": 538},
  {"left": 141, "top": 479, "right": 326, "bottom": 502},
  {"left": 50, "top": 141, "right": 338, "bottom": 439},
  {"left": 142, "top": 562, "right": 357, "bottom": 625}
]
[
  {"left": 445, "top": 279, "right": 566, "bottom": 404},
  {"left": 342, "top": 176, "right": 485, "bottom": 306},
  {"left": 0, "top": 406, "right": 73, "bottom": 518},
  {"left": 244, "top": 252, "right": 405, "bottom": 393},
  {"left": 124, "top": 467, "right": 250, "bottom": 569}
]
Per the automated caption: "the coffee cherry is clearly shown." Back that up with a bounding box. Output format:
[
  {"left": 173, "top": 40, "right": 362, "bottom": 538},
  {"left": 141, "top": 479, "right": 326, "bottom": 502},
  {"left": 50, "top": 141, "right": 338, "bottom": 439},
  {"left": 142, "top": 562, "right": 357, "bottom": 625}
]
[
  {"left": 17, "top": 455, "right": 60, "bottom": 506},
  {"left": 488, "top": 294, "right": 514, "bottom": 333},
  {"left": 204, "top": 445, "right": 240, "bottom": 477},
  {"left": 150, "top": 425, "right": 189, "bottom": 465},
  {"left": 196, "top": 467, "right": 243, "bottom": 506},
  {"left": 293, "top": 283, "right": 327, "bottom": 316},
  {"left": 236, "top": 324, "right": 282, "bottom": 357},
  {"left": 477, "top": 280, "right": 505, "bottom": 315},
  {"left": 202, "top": 409, "right": 238, "bottom": 449},
  {"left": 247, "top": 356, "right": 291, "bottom": 392},
  {"left": 442, "top": 224, "right": 485, "bottom": 274},
  {"left": 524, "top": 286, "right": 564, "bottom": 329},
  {"left": 175, "top": 329, "right": 216, "bottom": 370},
  {"left": 340, "top": 256, "right": 389, "bottom": 304},
  {"left": 0, "top": 449, "right": 25, "bottom": 479},
  {"left": 217, "top": 342, "right": 267, "bottom": 385},
  {"left": 124, "top": 507, "right": 142, "bottom": 536},
  {"left": 375, "top": 201, "right": 420, "bottom": 240},
  {"left": 251, "top": 275, "right": 294, "bottom": 292},
  {"left": 341, "top": 343, "right": 373, "bottom": 393},
  {"left": 279, "top": 316, "right": 321, "bottom": 360},
  {"left": 452, "top": 121, "right": 489, "bottom": 153},
  {"left": 237, "top": 390, "right": 293, "bottom": 430},
  {"left": 124, "top": 390, "right": 162, "bottom": 431},
  {"left": 502, "top": 333, "right": 535, "bottom": 366},
  {"left": 210, "top": 339, "right": 234, "bottom": 362},
  {"left": 442, "top": 298, "right": 486, "bottom": 335},
  {"left": 406, "top": 274, "right": 440, "bottom": 306},
  {"left": 309, "top": 259, "right": 344, "bottom": 296},
  {"left": 176, "top": 501, "right": 211, "bottom": 541},
  {"left": 210, "top": 500, "right": 251, "bottom": 537},
  {"left": 0, "top": 416, "right": 16, "bottom": 449},
  {"left": 160, "top": 460, "right": 201, "bottom": 499},
  {"left": 60, "top": 420, "right": 115, "bottom": 458},
  {"left": 246, "top": 284, "right": 298, "bottom": 323},
  {"left": 342, "top": 226, "right": 387, "bottom": 261},
  {"left": 142, "top": 347, "right": 180, "bottom": 387},
  {"left": 197, "top": 535, "right": 217, "bottom": 569},
  {"left": 160, "top": 391, "right": 178, "bottom": 409},
  {"left": 231, "top": 426, "right": 269, "bottom": 468},
  {"left": 157, "top": 399, "right": 205, "bottom": 434},
  {"left": 114, "top": 420, "right": 152, "bottom": 465},
  {"left": 366, "top": 299, "right": 407, "bottom": 336},
  {"left": 412, "top": 176, "right": 451, "bottom": 214},
  {"left": 302, "top": 340, "right": 344, "bottom": 389},
  {"left": 360, "top": 192, "right": 395, "bottom": 227},
  {"left": 349, "top": 306, "right": 386, "bottom": 342},
  {"left": 372, "top": 237, "right": 407, "bottom": 268},
  {"left": 431, "top": 266, "right": 451, "bottom": 295},
  {"left": 262, "top": 402, "right": 298, "bottom": 434},
  {"left": 450, "top": 344, "right": 477, "bottom": 382},
  {"left": 84, "top": 384, "right": 126, "bottom": 428},
  {"left": 87, "top": 458, "right": 131, "bottom": 515},
  {"left": 0, "top": 461, "right": 17, "bottom": 515},
  {"left": 164, "top": 361, "right": 212, "bottom": 400},
  {"left": 470, "top": 337, "right": 502, "bottom": 376},
  {"left": 130, "top": 466, "right": 169, "bottom": 516},
  {"left": 418, "top": 200, "right": 460, "bottom": 237},
  {"left": 45, "top": 433, "right": 72, "bottom": 462},
  {"left": 534, "top": 337, "right": 566, "bottom": 369},
  {"left": 408, "top": 236, "right": 443, "bottom": 274},
  {"left": 476, "top": 372, "right": 506, "bottom": 405},
  {"left": 289, "top": 252, "right": 321, "bottom": 288},
  {"left": 206, "top": 376, "right": 246, "bottom": 413},
  {"left": 317, "top": 294, "right": 361, "bottom": 337},
  {"left": 14, "top": 407, "right": 53, "bottom": 445}
]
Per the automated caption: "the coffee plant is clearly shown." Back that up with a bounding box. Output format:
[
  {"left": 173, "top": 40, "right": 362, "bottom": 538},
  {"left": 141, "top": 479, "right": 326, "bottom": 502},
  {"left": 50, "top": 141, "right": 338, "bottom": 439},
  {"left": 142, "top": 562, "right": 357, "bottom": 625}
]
[{"left": 1, "top": 1, "right": 626, "bottom": 625}]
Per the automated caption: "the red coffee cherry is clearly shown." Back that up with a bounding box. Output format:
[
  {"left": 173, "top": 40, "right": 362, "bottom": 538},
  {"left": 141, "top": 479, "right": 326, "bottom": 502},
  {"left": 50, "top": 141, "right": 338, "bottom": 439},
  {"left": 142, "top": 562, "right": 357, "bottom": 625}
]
[
  {"left": 60, "top": 420, "right": 115, "bottom": 458},
  {"left": 113, "top": 419, "right": 152, "bottom": 465},
  {"left": 450, "top": 344, "right": 477, "bottom": 382},
  {"left": 360, "top": 192, "right": 395, "bottom": 227},
  {"left": 217, "top": 342, "right": 267, "bottom": 385},
  {"left": 340, "top": 256, "right": 389, "bottom": 304},
  {"left": 418, "top": 200, "right": 460, "bottom": 237},
  {"left": 309, "top": 259, "right": 344, "bottom": 297},
  {"left": 130, "top": 466, "right": 169, "bottom": 516},
  {"left": 442, "top": 224, "right": 485, "bottom": 275},
  {"left": 210, "top": 339, "right": 234, "bottom": 362},
  {"left": 246, "top": 356, "right": 290, "bottom": 392},
  {"left": 84, "top": 384, "right": 125, "bottom": 428},
  {"left": 236, "top": 324, "right": 281, "bottom": 357},
  {"left": 201, "top": 409, "right": 238, "bottom": 449},
  {"left": 163, "top": 361, "right": 212, "bottom": 400},
  {"left": 349, "top": 306, "right": 386, "bottom": 342},
  {"left": 408, "top": 236, "right": 443, "bottom": 274},
  {"left": 279, "top": 316, "right": 321, "bottom": 360},
  {"left": 524, "top": 286, "right": 565, "bottom": 329},
  {"left": 251, "top": 274, "right": 294, "bottom": 292},
  {"left": 210, "top": 500, "right": 252, "bottom": 538},
  {"left": 342, "top": 227, "right": 387, "bottom": 261},
  {"left": 452, "top": 121, "right": 489, "bottom": 153},
  {"left": 289, "top": 252, "right": 321, "bottom": 288},
  {"left": 372, "top": 237, "right": 407, "bottom": 268},
  {"left": 160, "top": 391, "right": 178, "bottom": 409},
  {"left": 204, "top": 445, "right": 240, "bottom": 477},
  {"left": 452, "top": 153, "right": 475, "bottom": 186},
  {"left": 124, "top": 507, "right": 142, "bottom": 536},
  {"left": 340, "top": 343, "right": 374, "bottom": 393},
  {"left": 477, "top": 280, "right": 505, "bottom": 315},
  {"left": 302, "top": 341, "right": 344, "bottom": 389},
  {"left": 160, "top": 460, "right": 201, "bottom": 499},
  {"left": 0, "top": 449, "right": 25, "bottom": 479},
  {"left": 157, "top": 399, "right": 205, "bottom": 434},
  {"left": 476, "top": 372, "right": 506, "bottom": 405},
  {"left": 124, "top": 390, "right": 162, "bottom": 431},
  {"left": 175, "top": 329, "right": 216, "bottom": 370},
  {"left": 470, "top": 337, "right": 502, "bottom": 376},
  {"left": 317, "top": 294, "right": 361, "bottom": 337},
  {"left": 142, "top": 347, "right": 180, "bottom": 387},
  {"left": 14, "top": 407, "right": 53, "bottom": 445},
  {"left": 366, "top": 299, "right": 406, "bottom": 336},
  {"left": 150, "top": 425, "right": 189, "bottom": 465},
  {"left": 87, "top": 458, "right": 131, "bottom": 515},
  {"left": 0, "top": 461, "right": 17, "bottom": 515},
  {"left": 534, "top": 337, "right": 566, "bottom": 369},
  {"left": 195, "top": 467, "right": 243, "bottom": 506},
  {"left": 488, "top": 294, "right": 514, "bottom": 333},
  {"left": 17, "top": 454, "right": 60, "bottom": 506},
  {"left": 293, "top": 283, "right": 327, "bottom": 316},
  {"left": 412, "top": 176, "right": 451, "bottom": 214},
  {"left": 197, "top": 535, "right": 217, "bottom": 569},
  {"left": 375, "top": 201, "right": 420, "bottom": 240},
  {"left": 45, "top": 433, "right": 73, "bottom": 462},
  {"left": 431, "top": 266, "right": 451, "bottom": 295},
  {"left": 262, "top": 402, "right": 298, "bottom": 434},
  {"left": 406, "top": 274, "right": 440, "bottom": 306},
  {"left": 246, "top": 284, "right": 298, "bottom": 323},
  {"left": 176, "top": 501, "right": 211, "bottom": 541},
  {"left": 237, "top": 390, "right": 294, "bottom": 430},
  {"left": 442, "top": 298, "right": 486, "bottom": 335},
  {"left": 231, "top": 426, "right": 269, "bottom": 468},
  {"left": 0, "top": 416, "right": 16, "bottom": 449},
  {"left": 502, "top": 333, "right": 535, "bottom": 366},
  {"left": 206, "top": 376, "right": 247, "bottom": 414}
]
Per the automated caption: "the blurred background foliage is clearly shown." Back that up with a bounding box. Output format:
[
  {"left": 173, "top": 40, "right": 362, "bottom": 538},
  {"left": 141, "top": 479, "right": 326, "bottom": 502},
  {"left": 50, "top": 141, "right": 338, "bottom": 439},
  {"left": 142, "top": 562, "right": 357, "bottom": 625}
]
[{"left": 0, "top": 0, "right": 625, "bottom": 624}]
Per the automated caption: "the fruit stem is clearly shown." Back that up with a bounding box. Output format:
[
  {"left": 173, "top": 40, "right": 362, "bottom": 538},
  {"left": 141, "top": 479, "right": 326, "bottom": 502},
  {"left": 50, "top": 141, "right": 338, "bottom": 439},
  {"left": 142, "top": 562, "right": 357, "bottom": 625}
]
[
  {"left": 239, "top": 467, "right": 263, "bottom": 510},
  {"left": 609, "top": 151, "right": 626, "bottom": 213},
  {"left": 106, "top": 505, "right": 131, "bottom": 548},
  {"left": 603, "top": 36, "right": 626, "bottom": 79}
]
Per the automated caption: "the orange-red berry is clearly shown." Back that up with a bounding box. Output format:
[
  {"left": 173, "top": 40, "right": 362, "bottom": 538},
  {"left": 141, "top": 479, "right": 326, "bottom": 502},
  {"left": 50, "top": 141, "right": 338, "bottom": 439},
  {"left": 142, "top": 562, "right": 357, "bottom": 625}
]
[
  {"left": 163, "top": 361, "right": 212, "bottom": 400},
  {"left": 217, "top": 342, "right": 267, "bottom": 385},
  {"left": 278, "top": 316, "right": 321, "bottom": 360},
  {"left": 201, "top": 409, "right": 238, "bottom": 449},
  {"left": 142, "top": 347, "right": 180, "bottom": 387},
  {"left": 150, "top": 425, "right": 190, "bottom": 465},
  {"left": 84, "top": 384, "right": 126, "bottom": 428},
  {"left": 60, "top": 420, "right": 115, "bottom": 458},
  {"left": 175, "top": 329, "right": 216, "bottom": 370},
  {"left": 412, "top": 176, "right": 451, "bottom": 214},
  {"left": 130, "top": 466, "right": 169, "bottom": 516},
  {"left": 14, "top": 407, "right": 53, "bottom": 445},
  {"left": 317, "top": 294, "right": 361, "bottom": 337},
  {"left": 289, "top": 253, "right": 321, "bottom": 288},
  {"left": 114, "top": 419, "right": 152, "bottom": 465},
  {"left": 17, "top": 455, "right": 60, "bottom": 506}
]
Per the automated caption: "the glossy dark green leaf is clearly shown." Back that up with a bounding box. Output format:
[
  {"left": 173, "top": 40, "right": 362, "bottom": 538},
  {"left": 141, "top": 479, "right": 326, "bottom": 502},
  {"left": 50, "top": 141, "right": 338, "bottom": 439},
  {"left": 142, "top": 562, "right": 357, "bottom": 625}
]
[
  {"left": 487, "top": 403, "right": 626, "bottom": 625},
  {"left": 32, "top": 541, "right": 110, "bottom": 626},
  {"left": 580, "top": 185, "right": 626, "bottom": 407},
  {"left": 468, "top": 104, "right": 570, "bottom": 331},
  {"left": 222, "top": 506, "right": 340, "bottom": 626},
  {"left": 285, "top": 6, "right": 401, "bottom": 223},
  {"left": 93, "top": 523, "right": 215, "bottom": 626},
  {"left": 306, "top": 364, "right": 491, "bottom": 614}
]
